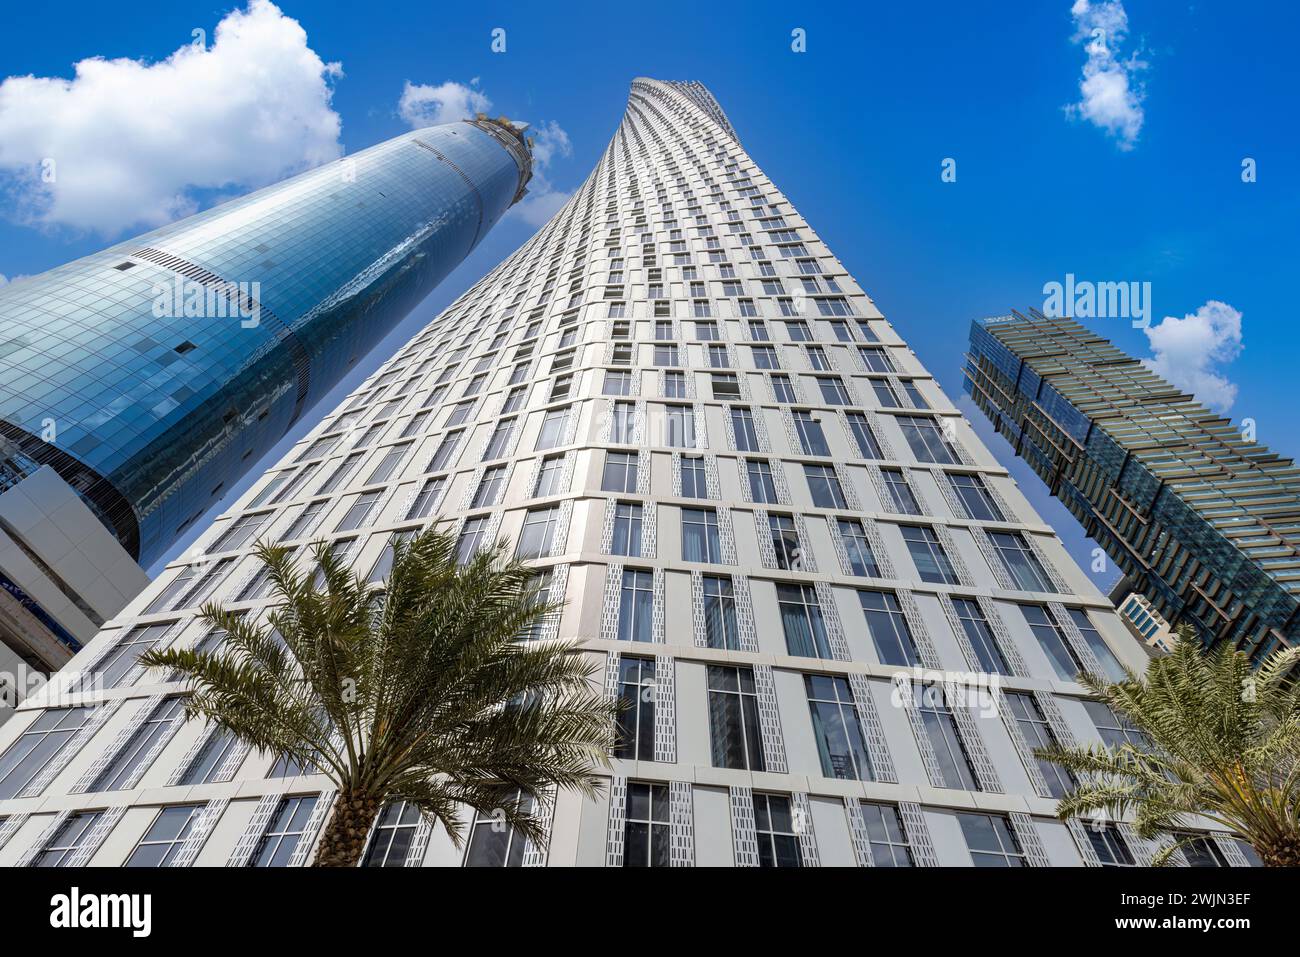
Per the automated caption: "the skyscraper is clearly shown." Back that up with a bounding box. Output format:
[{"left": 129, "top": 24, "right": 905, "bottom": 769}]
[
  {"left": 965, "top": 310, "right": 1298, "bottom": 661},
  {"left": 0, "top": 117, "right": 532, "bottom": 682},
  {"left": 0, "top": 80, "right": 1252, "bottom": 869}
]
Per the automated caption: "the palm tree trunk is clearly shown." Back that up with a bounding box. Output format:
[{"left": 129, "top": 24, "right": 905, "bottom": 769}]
[
  {"left": 1258, "top": 833, "right": 1300, "bottom": 867},
  {"left": 312, "top": 791, "right": 382, "bottom": 867}
]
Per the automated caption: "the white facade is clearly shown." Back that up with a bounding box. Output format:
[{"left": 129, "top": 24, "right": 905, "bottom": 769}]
[{"left": 0, "top": 79, "right": 1253, "bottom": 868}]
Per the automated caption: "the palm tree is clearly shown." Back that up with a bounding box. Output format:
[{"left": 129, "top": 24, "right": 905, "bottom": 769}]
[
  {"left": 1036, "top": 624, "right": 1300, "bottom": 866},
  {"left": 140, "top": 530, "right": 616, "bottom": 867}
]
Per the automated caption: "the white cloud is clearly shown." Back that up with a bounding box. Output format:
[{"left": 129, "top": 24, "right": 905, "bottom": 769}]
[
  {"left": 397, "top": 79, "right": 491, "bottom": 128},
  {"left": 1141, "top": 300, "right": 1244, "bottom": 412},
  {"left": 1066, "top": 0, "right": 1146, "bottom": 150},
  {"left": 0, "top": 0, "right": 342, "bottom": 236},
  {"left": 397, "top": 80, "right": 574, "bottom": 228}
]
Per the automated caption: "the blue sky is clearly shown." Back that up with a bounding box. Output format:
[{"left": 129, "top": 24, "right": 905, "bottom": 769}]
[{"left": 0, "top": 0, "right": 1295, "bottom": 582}]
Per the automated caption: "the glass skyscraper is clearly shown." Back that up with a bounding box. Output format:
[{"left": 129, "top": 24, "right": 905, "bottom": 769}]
[
  {"left": 965, "top": 310, "right": 1298, "bottom": 660},
  {"left": 0, "top": 81, "right": 1253, "bottom": 868},
  {"left": 0, "top": 117, "right": 531, "bottom": 677}
]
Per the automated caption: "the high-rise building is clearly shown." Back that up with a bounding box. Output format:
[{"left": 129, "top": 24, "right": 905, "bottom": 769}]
[
  {"left": 1113, "top": 588, "right": 1175, "bottom": 654},
  {"left": 965, "top": 310, "right": 1298, "bottom": 661},
  {"left": 0, "top": 117, "right": 532, "bottom": 686},
  {"left": 0, "top": 80, "right": 1253, "bottom": 870}
]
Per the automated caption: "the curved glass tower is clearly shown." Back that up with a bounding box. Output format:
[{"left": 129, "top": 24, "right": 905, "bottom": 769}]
[{"left": 0, "top": 117, "right": 531, "bottom": 568}]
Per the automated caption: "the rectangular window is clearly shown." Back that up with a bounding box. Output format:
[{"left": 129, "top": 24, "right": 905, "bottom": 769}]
[
  {"left": 662, "top": 371, "right": 687, "bottom": 398},
  {"left": 93, "top": 622, "right": 175, "bottom": 687},
  {"left": 336, "top": 490, "right": 384, "bottom": 531},
  {"left": 1021, "top": 605, "right": 1083, "bottom": 681},
  {"left": 707, "top": 665, "right": 764, "bottom": 771},
  {"left": 753, "top": 794, "right": 802, "bottom": 868},
  {"left": 681, "top": 507, "right": 722, "bottom": 563},
  {"left": 920, "top": 688, "right": 980, "bottom": 790},
  {"left": 845, "top": 412, "right": 883, "bottom": 458},
  {"left": 680, "top": 455, "right": 708, "bottom": 498},
  {"left": 615, "top": 658, "right": 656, "bottom": 760},
  {"left": 456, "top": 516, "right": 491, "bottom": 564},
  {"left": 817, "top": 376, "right": 851, "bottom": 406},
  {"left": 428, "top": 431, "right": 464, "bottom": 471},
  {"left": 768, "top": 513, "right": 804, "bottom": 570},
  {"left": 897, "top": 415, "right": 958, "bottom": 464},
  {"left": 535, "top": 408, "right": 569, "bottom": 450},
  {"left": 752, "top": 345, "right": 779, "bottom": 369},
  {"left": 861, "top": 803, "right": 913, "bottom": 866},
  {"left": 837, "top": 519, "right": 881, "bottom": 577},
  {"left": 881, "top": 468, "right": 921, "bottom": 514},
  {"left": 702, "top": 574, "right": 739, "bottom": 650},
  {"left": 365, "top": 442, "right": 412, "bottom": 484},
  {"left": 604, "top": 370, "right": 633, "bottom": 396},
  {"left": 361, "top": 801, "right": 423, "bottom": 867},
  {"left": 125, "top": 805, "right": 207, "bottom": 867},
  {"left": 951, "top": 597, "right": 1009, "bottom": 675},
  {"left": 610, "top": 502, "right": 644, "bottom": 557},
  {"left": 533, "top": 455, "right": 567, "bottom": 497},
  {"left": 989, "top": 531, "right": 1054, "bottom": 592},
  {"left": 212, "top": 512, "right": 270, "bottom": 552},
  {"left": 623, "top": 781, "right": 671, "bottom": 867},
  {"left": 958, "top": 813, "right": 1025, "bottom": 866},
  {"left": 176, "top": 727, "right": 239, "bottom": 786},
  {"left": 249, "top": 794, "right": 320, "bottom": 867},
  {"left": 777, "top": 583, "right": 830, "bottom": 658},
  {"left": 804, "top": 463, "right": 846, "bottom": 508},
  {"left": 617, "top": 568, "right": 655, "bottom": 642},
  {"left": 806, "top": 674, "right": 872, "bottom": 780},
  {"left": 0, "top": 706, "right": 94, "bottom": 800},
  {"left": 463, "top": 791, "right": 534, "bottom": 866},
  {"left": 901, "top": 525, "right": 961, "bottom": 585},
  {"left": 948, "top": 472, "right": 1003, "bottom": 521},
  {"left": 712, "top": 373, "right": 740, "bottom": 401},
  {"left": 792, "top": 411, "right": 830, "bottom": 456},
  {"left": 471, "top": 465, "right": 507, "bottom": 509},
  {"left": 406, "top": 476, "right": 446, "bottom": 519},
  {"left": 610, "top": 402, "right": 637, "bottom": 443},
  {"left": 92, "top": 697, "right": 185, "bottom": 792},
  {"left": 771, "top": 374, "right": 796, "bottom": 403},
  {"left": 858, "top": 346, "right": 896, "bottom": 372},
  {"left": 32, "top": 811, "right": 105, "bottom": 867},
  {"left": 1067, "top": 608, "right": 1126, "bottom": 682},
  {"left": 602, "top": 452, "right": 639, "bottom": 493},
  {"left": 663, "top": 405, "right": 696, "bottom": 448},
  {"left": 860, "top": 590, "right": 920, "bottom": 666},
  {"left": 1006, "top": 692, "right": 1074, "bottom": 798},
  {"left": 516, "top": 506, "right": 562, "bottom": 560},
  {"left": 1087, "top": 825, "right": 1136, "bottom": 867},
  {"left": 730, "top": 406, "right": 758, "bottom": 449},
  {"left": 746, "top": 459, "right": 779, "bottom": 504},
  {"left": 482, "top": 419, "right": 515, "bottom": 461}
]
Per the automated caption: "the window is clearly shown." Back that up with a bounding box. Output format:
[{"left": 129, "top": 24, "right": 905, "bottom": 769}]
[
  {"left": 463, "top": 791, "right": 535, "bottom": 866},
  {"left": 602, "top": 452, "right": 638, "bottom": 493},
  {"left": 362, "top": 801, "right": 423, "bottom": 867},
  {"left": 901, "top": 525, "right": 961, "bottom": 585},
  {"left": 617, "top": 569, "right": 655, "bottom": 642},
  {"left": 701, "top": 575, "right": 739, "bottom": 649},
  {"left": 456, "top": 516, "right": 491, "bottom": 564},
  {"left": 212, "top": 512, "right": 270, "bottom": 552},
  {"left": 806, "top": 346, "right": 832, "bottom": 371},
  {"left": 336, "top": 490, "right": 383, "bottom": 531},
  {"left": 549, "top": 374, "right": 573, "bottom": 401},
  {"left": 777, "top": 583, "right": 831, "bottom": 658},
  {"left": 752, "top": 345, "right": 779, "bottom": 369},
  {"left": 427, "top": 430, "right": 463, "bottom": 471},
  {"left": 680, "top": 455, "right": 708, "bottom": 498},
  {"left": 728, "top": 406, "right": 758, "bottom": 449},
  {"left": 989, "top": 531, "right": 1054, "bottom": 592},
  {"left": 746, "top": 459, "right": 779, "bottom": 504},
  {"left": 249, "top": 795, "right": 320, "bottom": 866},
  {"left": 516, "top": 506, "right": 562, "bottom": 560},
  {"left": 1022, "top": 605, "right": 1084, "bottom": 681},
  {"left": 859, "top": 591, "right": 920, "bottom": 666},
  {"left": 792, "top": 410, "right": 830, "bottom": 456},
  {"left": 126, "top": 804, "right": 205, "bottom": 867},
  {"left": 707, "top": 666, "right": 764, "bottom": 771},
  {"left": 664, "top": 405, "right": 696, "bottom": 448},
  {"left": 771, "top": 374, "right": 797, "bottom": 403},
  {"left": 482, "top": 419, "right": 515, "bottom": 460},
  {"left": 861, "top": 803, "right": 913, "bottom": 866},
  {"left": 897, "top": 415, "right": 958, "bottom": 464},
  {"left": 653, "top": 343, "right": 680, "bottom": 366},
  {"left": 614, "top": 658, "right": 656, "bottom": 760},
  {"left": 92, "top": 697, "right": 185, "bottom": 791},
  {"left": 93, "top": 622, "right": 175, "bottom": 687},
  {"left": 837, "top": 519, "right": 881, "bottom": 577},
  {"left": 748, "top": 320, "right": 770, "bottom": 340},
  {"left": 858, "top": 346, "right": 895, "bottom": 372},
  {"left": 881, "top": 468, "right": 920, "bottom": 514},
  {"left": 533, "top": 455, "right": 568, "bottom": 497},
  {"left": 501, "top": 385, "right": 527, "bottom": 414},
  {"left": 623, "top": 782, "right": 671, "bottom": 867},
  {"left": 948, "top": 473, "right": 1003, "bottom": 521},
  {"left": 768, "top": 513, "right": 804, "bottom": 570},
  {"left": 817, "top": 376, "right": 851, "bottom": 406},
  {"left": 681, "top": 508, "right": 722, "bottom": 563},
  {"left": 0, "top": 706, "right": 94, "bottom": 799},
  {"left": 471, "top": 466, "right": 507, "bottom": 509},
  {"left": 806, "top": 675, "right": 872, "bottom": 780},
  {"left": 32, "top": 811, "right": 105, "bottom": 867},
  {"left": 753, "top": 794, "right": 802, "bottom": 868},
  {"left": 1067, "top": 608, "right": 1126, "bottom": 682},
  {"left": 804, "top": 464, "right": 846, "bottom": 508},
  {"left": 445, "top": 401, "right": 475, "bottom": 427},
  {"left": 365, "top": 442, "right": 411, "bottom": 484},
  {"left": 919, "top": 686, "right": 979, "bottom": 789},
  {"left": 604, "top": 370, "right": 633, "bottom": 396},
  {"left": 1177, "top": 834, "right": 1230, "bottom": 867},
  {"left": 1087, "top": 825, "right": 1136, "bottom": 867},
  {"left": 958, "top": 813, "right": 1025, "bottom": 867},
  {"left": 1083, "top": 701, "right": 1150, "bottom": 750},
  {"left": 950, "top": 598, "right": 1009, "bottom": 675},
  {"left": 899, "top": 379, "right": 929, "bottom": 408},
  {"left": 610, "top": 502, "right": 643, "bottom": 557},
  {"left": 663, "top": 370, "right": 687, "bottom": 398},
  {"left": 535, "top": 408, "right": 569, "bottom": 450},
  {"left": 846, "top": 412, "right": 883, "bottom": 458},
  {"left": 707, "top": 344, "right": 729, "bottom": 368},
  {"left": 407, "top": 476, "right": 446, "bottom": 519},
  {"left": 1005, "top": 692, "right": 1074, "bottom": 797},
  {"left": 871, "top": 378, "right": 902, "bottom": 408},
  {"left": 177, "top": 727, "right": 240, "bottom": 786}
]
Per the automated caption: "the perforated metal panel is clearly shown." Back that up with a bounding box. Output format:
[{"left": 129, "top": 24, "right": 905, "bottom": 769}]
[
  {"left": 1028, "top": 536, "right": 1069, "bottom": 593},
  {"left": 945, "top": 680, "right": 1002, "bottom": 793},
  {"left": 599, "top": 498, "right": 618, "bottom": 554},
  {"left": 689, "top": 571, "right": 709, "bottom": 648},
  {"left": 975, "top": 529, "right": 1015, "bottom": 590},
  {"left": 865, "top": 464, "right": 895, "bottom": 512},
  {"left": 752, "top": 509, "right": 778, "bottom": 569},
  {"left": 642, "top": 502, "right": 658, "bottom": 558},
  {"left": 932, "top": 524, "right": 972, "bottom": 586},
  {"left": 896, "top": 589, "right": 943, "bottom": 670},
  {"left": 703, "top": 453, "right": 721, "bottom": 498},
  {"left": 14, "top": 810, "right": 71, "bottom": 867},
  {"left": 0, "top": 814, "right": 29, "bottom": 854},
  {"left": 862, "top": 518, "right": 896, "bottom": 578},
  {"left": 1067, "top": 818, "right": 1102, "bottom": 867},
  {"left": 977, "top": 596, "right": 1030, "bottom": 676},
  {"left": 652, "top": 568, "right": 666, "bottom": 643},
  {"left": 169, "top": 798, "right": 229, "bottom": 868},
  {"left": 72, "top": 694, "right": 164, "bottom": 794},
  {"left": 717, "top": 507, "right": 737, "bottom": 565},
  {"left": 938, "top": 594, "right": 984, "bottom": 673},
  {"left": 692, "top": 401, "right": 708, "bottom": 448},
  {"left": 753, "top": 664, "right": 788, "bottom": 774},
  {"left": 779, "top": 408, "right": 802, "bottom": 454},
  {"left": 603, "top": 651, "right": 621, "bottom": 701},
  {"left": 812, "top": 581, "right": 850, "bottom": 661},
  {"left": 866, "top": 411, "right": 897, "bottom": 459},
  {"left": 1033, "top": 691, "right": 1079, "bottom": 748},
  {"left": 598, "top": 564, "right": 624, "bottom": 644},
  {"left": 215, "top": 738, "right": 253, "bottom": 783},
  {"left": 933, "top": 469, "right": 972, "bottom": 519},
  {"left": 405, "top": 813, "right": 434, "bottom": 867},
  {"left": 729, "top": 786, "right": 760, "bottom": 867},
  {"left": 835, "top": 462, "right": 862, "bottom": 510},
  {"left": 900, "top": 681, "right": 947, "bottom": 788},
  {"left": 522, "top": 787, "right": 555, "bottom": 867},
  {"left": 791, "top": 513, "right": 818, "bottom": 572},
  {"left": 844, "top": 799, "right": 874, "bottom": 866},
  {"left": 605, "top": 775, "right": 628, "bottom": 867},
  {"left": 669, "top": 780, "right": 694, "bottom": 867},
  {"left": 653, "top": 654, "right": 677, "bottom": 763},
  {"left": 847, "top": 673, "right": 896, "bottom": 783},
  {"left": 65, "top": 807, "right": 126, "bottom": 866},
  {"left": 1050, "top": 602, "right": 1106, "bottom": 678},
  {"left": 733, "top": 575, "right": 760, "bottom": 652},
  {"left": 1008, "top": 812, "right": 1051, "bottom": 867},
  {"left": 898, "top": 802, "right": 938, "bottom": 867},
  {"left": 790, "top": 792, "right": 820, "bottom": 867},
  {"left": 669, "top": 451, "right": 683, "bottom": 497},
  {"left": 20, "top": 700, "right": 123, "bottom": 798},
  {"left": 1211, "top": 832, "right": 1252, "bottom": 868}
]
